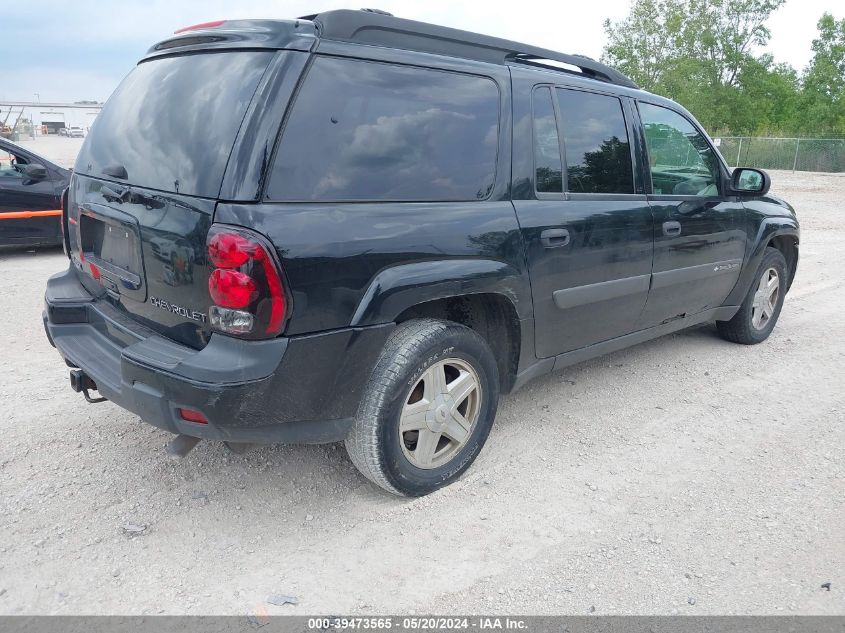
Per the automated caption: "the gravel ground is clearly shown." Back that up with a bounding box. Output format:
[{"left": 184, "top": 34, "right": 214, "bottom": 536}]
[
  {"left": 16, "top": 136, "right": 83, "bottom": 169},
  {"left": 0, "top": 137, "right": 842, "bottom": 615}
]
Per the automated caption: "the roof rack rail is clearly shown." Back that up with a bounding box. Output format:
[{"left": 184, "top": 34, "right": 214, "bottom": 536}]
[
  {"left": 301, "top": 9, "right": 638, "bottom": 89},
  {"left": 506, "top": 53, "right": 634, "bottom": 86}
]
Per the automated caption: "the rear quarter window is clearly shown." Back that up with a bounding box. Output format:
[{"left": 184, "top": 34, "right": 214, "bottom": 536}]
[
  {"left": 267, "top": 57, "right": 500, "bottom": 202},
  {"left": 532, "top": 86, "right": 563, "bottom": 193}
]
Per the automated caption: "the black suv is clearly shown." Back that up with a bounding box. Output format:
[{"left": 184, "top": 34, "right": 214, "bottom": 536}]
[{"left": 43, "top": 10, "right": 799, "bottom": 496}]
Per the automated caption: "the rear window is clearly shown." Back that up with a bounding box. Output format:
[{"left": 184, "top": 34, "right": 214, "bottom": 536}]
[
  {"left": 267, "top": 57, "right": 500, "bottom": 202},
  {"left": 75, "top": 51, "right": 272, "bottom": 198},
  {"left": 555, "top": 88, "right": 634, "bottom": 194}
]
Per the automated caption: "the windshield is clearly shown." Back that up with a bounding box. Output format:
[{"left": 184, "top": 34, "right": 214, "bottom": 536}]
[{"left": 74, "top": 51, "right": 272, "bottom": 198}]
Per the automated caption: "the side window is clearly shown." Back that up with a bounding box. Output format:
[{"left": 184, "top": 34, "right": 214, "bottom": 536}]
[
  {"left": 638, "top": 103, "right": 720, "bottom": 196},
  {"left": 0, "top": 150, "right": 27, "bottom": 179},
  {"left": 532, "top": 87, "right": 563, "bottom": 193},
  {"left": 555, "top": 89, "right": 634, "bottom": 194},
  {"left": 267, "top": 57, "right": 500, "bottom": 202}
]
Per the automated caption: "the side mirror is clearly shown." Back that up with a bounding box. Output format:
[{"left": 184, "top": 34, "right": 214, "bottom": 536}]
[
  {"left": 730, "top": 167, "right": 770, "bottom": 196},
  {"left": 23, "top": 163, "right": 48, "bottom": 181}
]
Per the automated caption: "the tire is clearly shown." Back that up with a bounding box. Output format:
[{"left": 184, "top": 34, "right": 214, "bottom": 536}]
[
  {"left": 717, "top": 247, "right": 788, "bottom": 345},
  {"left": 345, "top": 319, "right": 500, "bottom": 496}
]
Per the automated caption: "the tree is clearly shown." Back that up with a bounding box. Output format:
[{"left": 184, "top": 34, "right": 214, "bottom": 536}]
[
  {"left": 603, "top": 1, "right": 845, "bottom": 136},
  {"left": 800, "top": 13, "right": 845, "bottom": 135},
  {"left": 732, "top": 56, "right": 799, "bottom": 134},
  {"left": 682, "top": 0, "right": 785, "bottom": 87},
  {"left": 602, "top": 0, "right": 683, "bottom": 91},
  {"left": 603, "top": 0, "right": 784, "bottom": 88},
  {"left": 602, "top": 0, "right": 790, "bottom": 133}
]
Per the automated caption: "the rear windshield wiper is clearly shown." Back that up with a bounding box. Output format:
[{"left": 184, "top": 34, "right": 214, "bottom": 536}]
[
  {"left": 101, "top": 184, "right": 130, "bottom": 203},
  {"left": 100, "top": 185, "right": 164, "bottom": 210}
]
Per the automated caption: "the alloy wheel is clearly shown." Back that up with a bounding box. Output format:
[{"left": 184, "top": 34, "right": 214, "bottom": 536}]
[
  {"left": 398, "top": 358, "right": 482, "bottom": 469},
  {"left": 751, "top": 267, "right": 780, "bottom": 330}
]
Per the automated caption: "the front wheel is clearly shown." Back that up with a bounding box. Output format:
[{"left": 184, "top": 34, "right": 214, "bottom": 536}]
[
  {"left": 717, "top": 247, "right": 788, "bottom": 345},
  {"left": 345, "top": 319, "right": 499, "bottom": 496}
]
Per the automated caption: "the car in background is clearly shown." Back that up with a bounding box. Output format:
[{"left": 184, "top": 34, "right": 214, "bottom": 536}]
[
  {"left": 68, "top": 127, "right": 85, "bottom": 138},
  {"left": 0, "top": 138, "right": 70, "bottom": 247},
  {"left": 58, "top": 128, "right": 69, "bottom": 137}
]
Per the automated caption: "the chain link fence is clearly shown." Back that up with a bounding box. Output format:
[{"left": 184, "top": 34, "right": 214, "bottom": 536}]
[{"left": 714, "top": 136, "right": 845, "bottom": 173}]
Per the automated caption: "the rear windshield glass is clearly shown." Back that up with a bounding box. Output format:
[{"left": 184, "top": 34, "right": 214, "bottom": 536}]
[
  {"left": 267, "top": 57, "right": 500, "bottom": 202},
  {"left": 75, "top": 51, "right": 272, "bottom": 198}
]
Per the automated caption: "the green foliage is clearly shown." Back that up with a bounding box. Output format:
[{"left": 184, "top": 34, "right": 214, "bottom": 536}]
[
  {"left": 603, "top": 1, "right": 845, "bottom": 136},
  {"left": 799, "top": 13, "right": 845, "bottom": 134}
]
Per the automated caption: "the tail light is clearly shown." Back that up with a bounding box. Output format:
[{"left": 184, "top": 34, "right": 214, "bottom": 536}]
[{"left": 206, "top": 225, "right": 288, "bottom": 338}]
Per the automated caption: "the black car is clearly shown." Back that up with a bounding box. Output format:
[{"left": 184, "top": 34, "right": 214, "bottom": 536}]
[
  {"left": 0, "top": 138, "right": 70, "bottom": 247},
  {"left": 43, "top": 10, "right": 799, "bottom": 496}
]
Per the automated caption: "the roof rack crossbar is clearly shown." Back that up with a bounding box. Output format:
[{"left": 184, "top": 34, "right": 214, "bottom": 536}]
[{"left": 304, "top": 9, "right": 639, "bottom": 90}]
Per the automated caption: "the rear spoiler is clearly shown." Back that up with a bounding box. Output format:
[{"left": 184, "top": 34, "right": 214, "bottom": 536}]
[{"left": 143, "top": 19, "right": 317, "bottom": 61}]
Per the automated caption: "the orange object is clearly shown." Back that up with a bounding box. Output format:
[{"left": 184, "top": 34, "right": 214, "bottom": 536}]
[{"left": 0, "top": 209, "right": 62, "bottom": 219}]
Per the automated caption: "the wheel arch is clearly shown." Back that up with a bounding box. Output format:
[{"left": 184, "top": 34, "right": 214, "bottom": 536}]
[
  {"left": 767, "top": 233, "right": 799, "bottom": 291},
  {"left": 350, "top": 259, "right": 532, "bottom": 393},
  {"left": 725, "top": 218, "right": 799, "bottom": 306},
  {"left": 395, "top": 293, "right": 521, "bottom": 394}
]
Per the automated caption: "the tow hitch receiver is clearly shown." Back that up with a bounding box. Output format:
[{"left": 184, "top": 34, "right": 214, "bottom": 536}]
[{"left": 69, "top": 369, "right": 107, "bottom": 403}]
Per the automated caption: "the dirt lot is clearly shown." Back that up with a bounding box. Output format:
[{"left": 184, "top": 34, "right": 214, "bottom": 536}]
[
  {"left": 16, "top": 136, "right": 83, "bottom": 169},
  {"left": 1, "top": 137, "right": 842, "bottom": 615}
]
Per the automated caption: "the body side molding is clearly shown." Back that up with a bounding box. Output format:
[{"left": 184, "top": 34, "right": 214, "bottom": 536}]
[
  {"left": 553, "top": 274, "right": 650, "bottom": 310},
  {"left": 651, "top": 259, "right": 744, "bottom": 290}
]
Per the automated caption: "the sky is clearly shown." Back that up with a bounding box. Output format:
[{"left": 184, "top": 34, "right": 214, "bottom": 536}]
[{"left": 1, "top": 0, "right": 842, "bottom": 103}]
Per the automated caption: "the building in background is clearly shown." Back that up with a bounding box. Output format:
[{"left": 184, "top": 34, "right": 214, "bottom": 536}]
[{"left": 0, "top": 101, "right": 102, "bottom": 140}]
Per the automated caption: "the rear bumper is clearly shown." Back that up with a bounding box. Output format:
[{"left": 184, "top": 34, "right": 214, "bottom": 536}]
[{"left": 43, "top": 266, "right": 393, "bottom": 443}]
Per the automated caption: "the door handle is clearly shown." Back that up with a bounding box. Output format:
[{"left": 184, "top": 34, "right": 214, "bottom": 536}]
[
  {"left": 540, "top": 228, "right": 570, "bottom": 248},
  {"left": 662, "top": 221, "right": 682, "bottom": 237}
]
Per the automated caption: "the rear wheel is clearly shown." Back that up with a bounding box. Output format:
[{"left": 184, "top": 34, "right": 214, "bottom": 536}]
[
  {"left": 717, "top": 247, "right": 787, "bottom": 345},
  {"left": 345, "top": 319, "right": 499, "bottom": 496}
]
